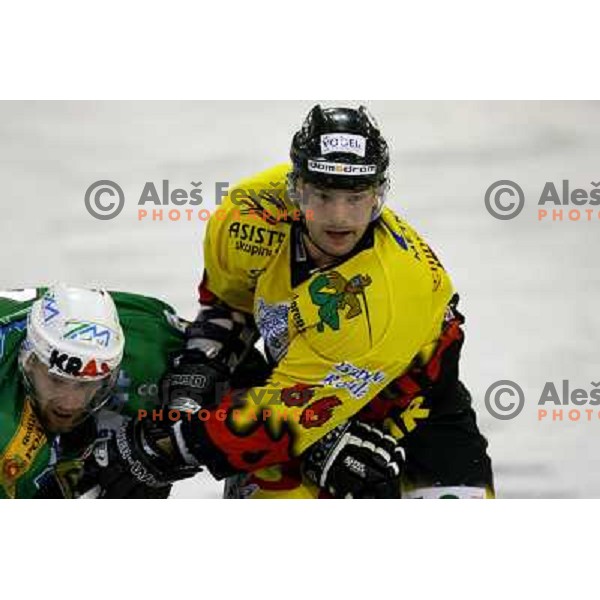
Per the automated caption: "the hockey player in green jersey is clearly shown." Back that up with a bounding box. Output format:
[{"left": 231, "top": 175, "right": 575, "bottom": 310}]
[{"left": 0, "top": 284, "right": 187, "bottom": 498}]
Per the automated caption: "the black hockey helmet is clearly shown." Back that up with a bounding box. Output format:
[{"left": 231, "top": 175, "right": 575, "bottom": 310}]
[{"left": 290, "top": 104, "right": 389, "bottom": 191}]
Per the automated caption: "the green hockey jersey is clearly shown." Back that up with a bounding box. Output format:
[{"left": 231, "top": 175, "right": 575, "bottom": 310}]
[{"left": 0, "top": 289, "right": 186, "bottom": 498}]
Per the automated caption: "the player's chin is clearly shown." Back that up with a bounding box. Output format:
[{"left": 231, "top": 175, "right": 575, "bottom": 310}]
[
  {"left": 321, "top": 231, "right": 357, "bottom": 255},
  {"left": 43, "top": 409, "right": 85, "bottom": 433}
]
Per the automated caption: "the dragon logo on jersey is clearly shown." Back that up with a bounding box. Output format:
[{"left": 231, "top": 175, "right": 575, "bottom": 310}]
[
  {"left": 256, "top": 298, "right": 289, "bottom": 362},
  {"left": 308, "top": 271, "right": 372, "bottom": 333},
  {"left": 236, "top": 189, "right": 289, "bottom": 226}
]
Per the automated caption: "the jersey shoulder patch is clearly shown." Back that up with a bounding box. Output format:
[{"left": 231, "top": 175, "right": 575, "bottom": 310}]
[{"left": 204, "top": 164, "right": 297, "bottom": 311}]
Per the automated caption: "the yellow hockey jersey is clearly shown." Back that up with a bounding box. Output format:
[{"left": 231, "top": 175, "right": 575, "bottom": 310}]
[{"left": 199, "top": 163, "right": 454, "bottom": 475}]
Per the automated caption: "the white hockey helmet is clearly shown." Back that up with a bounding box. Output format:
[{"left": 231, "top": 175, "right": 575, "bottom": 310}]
[{"left": 20, "top": 284, "right": 125, "bottom": 381}]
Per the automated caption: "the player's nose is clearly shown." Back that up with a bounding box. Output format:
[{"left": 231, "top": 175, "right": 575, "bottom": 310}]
[
  {"left": 327, "top": 197, "right": 352, "bottom": 223},
  {"left": 55, "top": 390, "right": 88, "bottom": 412}
]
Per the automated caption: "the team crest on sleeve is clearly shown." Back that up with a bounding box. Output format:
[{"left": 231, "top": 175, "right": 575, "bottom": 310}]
[
  {"left": 256, "top": 298, "right": 290, "bottom": 362},
  {"left": 0, "top": 399, "right": 47, "bottom": 498}
]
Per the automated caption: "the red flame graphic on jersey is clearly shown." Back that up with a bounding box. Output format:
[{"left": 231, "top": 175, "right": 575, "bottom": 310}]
[
  {"left": 358, "top": 315, "right": 464, "bottom": 422},
  {"left": 203, "top": 391, "right": 294, "bottom": 472},
  {"left": 299, "top": 396, "right": 342, "bottom": 428}
]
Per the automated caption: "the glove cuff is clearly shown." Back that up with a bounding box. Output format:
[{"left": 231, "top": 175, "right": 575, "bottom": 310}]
[
  {"left": 302, "top": 423, "right": 350, "bottom": 487},
  {"left": 130, "top": 418, "right": 201, "bottom": 485}
]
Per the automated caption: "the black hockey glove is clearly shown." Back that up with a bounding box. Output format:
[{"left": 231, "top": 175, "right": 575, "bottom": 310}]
[
  {"left": 160, "top": 349, "right": 231, "bottom": 409},
  {"left": 303, "top": 421, "right": 404, "bottom": 499},
  {"left": 78, "top": 418, "right": 199, "bottom": 499}
]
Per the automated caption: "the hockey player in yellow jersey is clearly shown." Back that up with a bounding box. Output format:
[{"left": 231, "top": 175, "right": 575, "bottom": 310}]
[{"left": 95, "top": 105, "right": 494, "bottom": 499}]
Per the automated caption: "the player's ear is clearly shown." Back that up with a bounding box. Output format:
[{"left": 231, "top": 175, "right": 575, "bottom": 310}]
[
  {"left": 371, "top": 182, "right": 387, "bottom": 220},
  {"left": 370, "top": 193, "right": 379, "bottom": 214}
]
